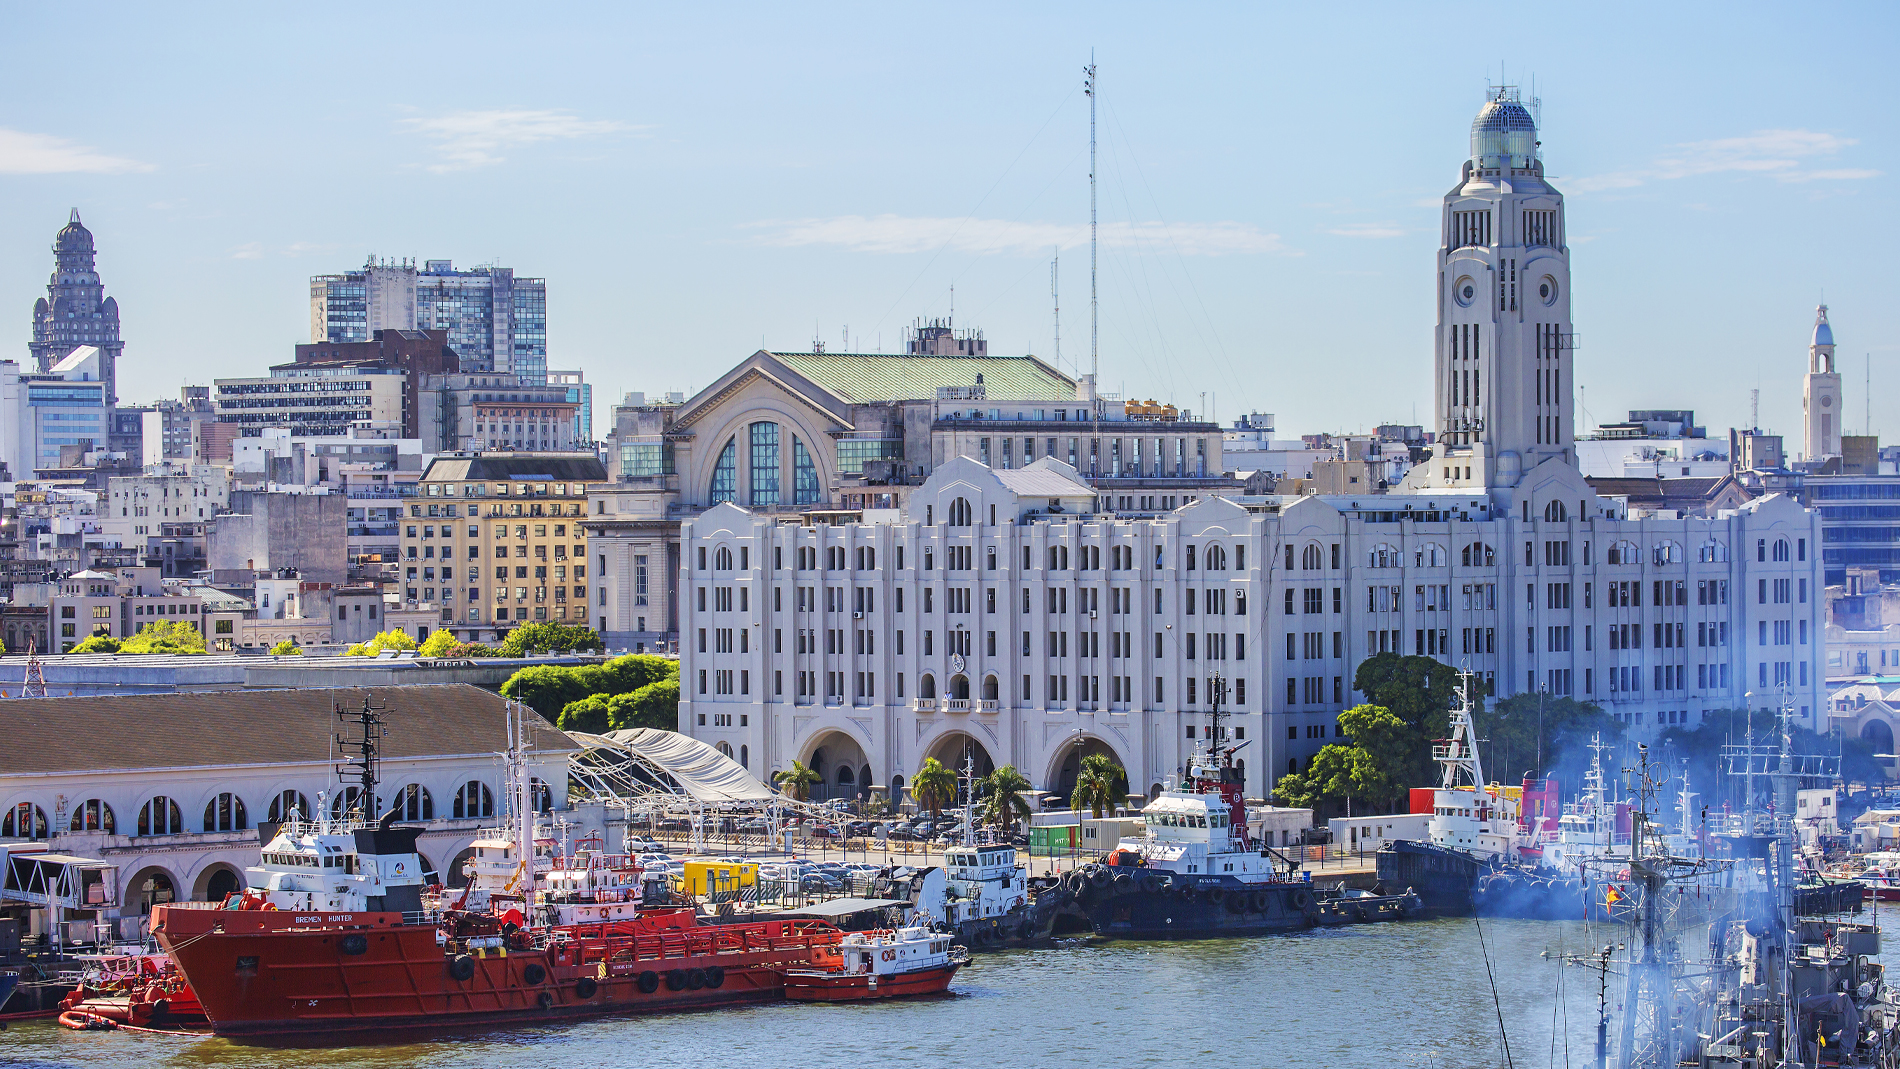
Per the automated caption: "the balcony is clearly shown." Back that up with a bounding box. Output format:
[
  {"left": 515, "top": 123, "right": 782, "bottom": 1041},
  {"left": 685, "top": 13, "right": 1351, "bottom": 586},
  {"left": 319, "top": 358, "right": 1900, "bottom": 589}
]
[
  {"left": 944, "top": 699, "right": 972, "bottom": 713},
  {"left": 978, "top": 699, "right": 999, "bottom": 712},
  {"left": 913, "top": 698, "right": 938, "bottom": 712}
]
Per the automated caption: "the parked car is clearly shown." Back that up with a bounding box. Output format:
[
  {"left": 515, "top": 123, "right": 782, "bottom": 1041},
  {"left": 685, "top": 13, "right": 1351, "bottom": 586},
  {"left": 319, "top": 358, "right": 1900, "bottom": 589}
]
[{"left": 845, "top": 820, "right": 876, "bottom": 837}]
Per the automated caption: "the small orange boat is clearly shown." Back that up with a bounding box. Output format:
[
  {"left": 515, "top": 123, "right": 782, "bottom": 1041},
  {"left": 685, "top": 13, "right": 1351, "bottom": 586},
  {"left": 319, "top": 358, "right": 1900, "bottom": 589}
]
[{"left": 781, "top": 926, "right": 966, "bottom": 1002}]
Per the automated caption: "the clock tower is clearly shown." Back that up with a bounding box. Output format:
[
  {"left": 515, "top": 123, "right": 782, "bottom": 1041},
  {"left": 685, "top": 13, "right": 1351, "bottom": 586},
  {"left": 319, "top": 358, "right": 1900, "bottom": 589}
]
[{"left": 1802, "top": 305, "right": 1841, "bottom": 461}]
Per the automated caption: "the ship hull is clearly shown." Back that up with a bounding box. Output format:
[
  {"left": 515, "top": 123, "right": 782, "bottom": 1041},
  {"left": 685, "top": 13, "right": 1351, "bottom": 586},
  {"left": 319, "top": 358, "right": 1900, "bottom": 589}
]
[
  {"left": 154, "top": 907, "right": 833, "bottom": 1038},
  {"left": 1375, "top": 839, "right": 1499, "bottom": 915},
  {"left": 1071, "top": 871, "right": 1416, "bottom": 939},
  {"left": 782, "top": 962, "right": 959, "bottom": 1001}
]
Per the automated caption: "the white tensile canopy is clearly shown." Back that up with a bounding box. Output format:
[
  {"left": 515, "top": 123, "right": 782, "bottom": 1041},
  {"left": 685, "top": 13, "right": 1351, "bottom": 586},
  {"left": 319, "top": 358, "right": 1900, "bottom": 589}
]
[{"left": 565, "top": 727, "right": 778, "bottom": 807}]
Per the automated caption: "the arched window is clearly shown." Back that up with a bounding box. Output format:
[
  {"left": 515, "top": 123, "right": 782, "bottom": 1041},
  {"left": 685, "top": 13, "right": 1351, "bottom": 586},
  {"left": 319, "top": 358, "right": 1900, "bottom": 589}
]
[
  {"left": 749, "top": 422, "right": 781, "bottom": 507},
  {"left": 1368, "top": 543, "right": 1400, "bottom": 568},
  {"left": 69, "top": 798, "right": 115, "bottom": 833},
  {"left": 739, "top": 744, "right": 749, "bottom": 769},
  {"left": 1607, "top": 541, "right": 1640, "bottom": 565},
  {"left": 203, "top": 793, "right": 248, "bottom": 832},
  {"left": 330, "top": 786, "right": 368, "bottom": 821},
  {"left": 529, "top": 777, "right": 553, "bottom": 814},
  {"left": 453, "top": 780, "right": 494, "bottom": 819},
  {"left": 715, "top": 741, "right": 734, "bottom": 757},
  {"left": 1697, "top": 540, "right": 1730, "bottom": 563},
  {"left": 394, "top": 784, "right": 433, "bottom": 821},
  {"left": 709, "top": 437, "right": 737, "bottom": 504},
  {"left": 1461, "top": 541, "right": 1494, "bottom": 567},
  {"left": 920, "top": 674, "right": 937, "bottom": 699},
  {"left": 3, "top": 802, "right": 48, "bottom": 840},
  {"left": 267, "top": 790, "right": 311, "bottom": 823},
  {"left": 1773, "top": 538, "right": 1791, "bottom": 563},
  {"left": 1205, "top": 545, "right": 1227, "bottom": 571},
  {"left": 1652, "top": 541, "right": 1683, "bottom": 566},
  {"left": 1543, "top": 500, "right": 1569, "bottom": 522},
  {"left": 1300, "top": 544, "right": 1323, "bottom": 570},
  {"left": 714, "top": 546, "right": 733, "bottom": 571},
  {"left": 792, "top": 438, "right": 820, "bottom": 505},
  {"left": 1415, "top": 543, "right": 1447, "bottom": 568},
  {"left": 948, "top": 497, "right": 973, "bottom": 526},
  {"left": 137, "top": 796, "right": 184, "bottom": 836}
]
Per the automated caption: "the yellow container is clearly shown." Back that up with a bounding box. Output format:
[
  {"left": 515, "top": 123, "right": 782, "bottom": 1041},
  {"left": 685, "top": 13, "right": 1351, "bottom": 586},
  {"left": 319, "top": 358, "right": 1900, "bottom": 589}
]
[{"left": 681, "top": 860, "right": 758, "bottom": 896}]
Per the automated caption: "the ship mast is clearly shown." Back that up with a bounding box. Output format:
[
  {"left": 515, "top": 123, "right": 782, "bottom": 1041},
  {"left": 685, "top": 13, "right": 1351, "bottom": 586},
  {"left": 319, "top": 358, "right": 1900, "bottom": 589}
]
[{"left": 333, "top": 693, "right": 387, "bottom": 822}]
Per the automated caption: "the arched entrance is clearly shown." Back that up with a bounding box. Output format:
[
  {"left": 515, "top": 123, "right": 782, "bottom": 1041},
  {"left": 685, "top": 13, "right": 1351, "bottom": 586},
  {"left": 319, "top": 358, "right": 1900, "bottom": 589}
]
[
  {"left": 803, "top": 729, "right": 873, "bottom": 802},
  {"left": 126, "top": 866, "right": 178, "bottom": 915},
  {"left": 923, "top": 732, "right": 995, "bottom": 807},
  {"left": 981, "top": 675, "right": 999, "bottom": 701},
  {"left": 193, "top": 863, "right": 244, "bottom": 903},
  {"left": 1046, "top": 736, "right": 1126, "bottom": 799},
  {"left": 446, "top": 847, "right": 477, "bottom": 888},
  {"left": 1864, "top": 720, "right": 1896, "bottom": 770},
  {"left": 948, "top": 675, "right": 970, "bottom": 700}
]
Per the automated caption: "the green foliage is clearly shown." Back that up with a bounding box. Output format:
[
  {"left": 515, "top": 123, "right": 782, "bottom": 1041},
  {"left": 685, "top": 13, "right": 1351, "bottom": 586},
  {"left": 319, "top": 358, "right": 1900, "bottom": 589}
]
[
  {"left": 978, "top": 765, "right": 1033, "bottom": 831},
  {"left": 71, "top": 632, "right": 121, "bottom": 654},
  {"left": 773, "top": 760, "right": 821, "bottom": 802},
  {"left": 343, "top": 630, "right": 420, "bottom": 657},
  {"left": 450, "top": 642, "right": 499, "bottom": 658},
  {"left": 418, "top": 629, "right": 458, "bottom": 657},
  {"left": 557, "top": 694, "right": 612, "bottom": 734},
  {"left": 1070, "top": 752, "right": 1128, "bottom": 818},
  {"left": 1476, "top": 693, "right": 1621, "bottom": 785},
  {"left": 269, "top": 639, "right": 302, "bottom": 656},
  {"left": 1332, "top": 704, "right": 1421, "bottom": 811},
  {"left": 609, "top": 678, "right": 680, "bottom": 732},
  {"left": 503, "top": 654, "right": 678, "bottom": 720},
  {"left": 1273, "top": 744, "right": 1392, "bottom": 817},
  {"left": 1353, "top": 653, "right": 1467, "bottom": 739},
  {"left": 500, "top": 622, "right": 604, "bottom": 658},
  {"left": 119, "top": 621, "right": 207, "bottom": 656},
  {"left": 912, "top": 757, "right": 958, "bottom": 818}
]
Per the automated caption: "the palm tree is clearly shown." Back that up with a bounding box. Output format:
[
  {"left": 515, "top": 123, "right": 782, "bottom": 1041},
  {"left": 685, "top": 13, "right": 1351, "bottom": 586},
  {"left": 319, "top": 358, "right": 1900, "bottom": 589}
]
[
  {"left": 1070, "top": 752, "right": 1128, "bottom": 819},
  {"left": 978, "top": 765, "right": 1032, "bottom": 835},
  {"left": 773, "top": 761, "right": 821, "bottom": 802},
  {"left": 911, "top": 757, "right": 957, "bottom": 821}
]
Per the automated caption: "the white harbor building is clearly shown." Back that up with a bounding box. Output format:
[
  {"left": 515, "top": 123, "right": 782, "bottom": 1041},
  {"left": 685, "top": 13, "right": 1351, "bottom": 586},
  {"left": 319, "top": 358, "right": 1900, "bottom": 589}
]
[{"left": 676, "top": 89, "right": 1826, "bottom": 804}]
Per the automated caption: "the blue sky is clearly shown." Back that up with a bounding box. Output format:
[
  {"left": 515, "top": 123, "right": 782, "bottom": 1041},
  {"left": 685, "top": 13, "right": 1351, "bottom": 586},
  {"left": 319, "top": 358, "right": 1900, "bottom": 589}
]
[{"left": 2, "top": 3, "right": 1895, "bottom": 445}]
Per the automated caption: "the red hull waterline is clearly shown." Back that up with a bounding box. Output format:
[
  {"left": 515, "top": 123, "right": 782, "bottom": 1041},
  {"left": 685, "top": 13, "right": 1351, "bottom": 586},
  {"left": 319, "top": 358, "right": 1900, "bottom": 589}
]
[
  {"left": 782, "top": 963, "right": 961, "bottom": 1002},
  {"left": 152, "top": 905, "right": 839, "bottom": 1037}
]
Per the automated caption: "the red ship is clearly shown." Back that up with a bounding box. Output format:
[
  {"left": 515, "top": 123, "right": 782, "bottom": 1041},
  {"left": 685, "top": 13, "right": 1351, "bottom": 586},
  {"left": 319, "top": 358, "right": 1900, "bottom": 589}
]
[
  {"left": 153, "top": 902, "right": 844, "bottom": 1037},
  {"left": 781, "top": 926, "right": 965, "bottom": 1002}
]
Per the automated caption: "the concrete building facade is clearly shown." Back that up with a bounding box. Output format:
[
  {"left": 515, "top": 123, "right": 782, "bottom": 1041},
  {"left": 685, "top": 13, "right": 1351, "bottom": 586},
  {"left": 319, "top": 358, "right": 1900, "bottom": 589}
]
[{"left": 310, "top": 259, "right": 547, "bottom": 382}]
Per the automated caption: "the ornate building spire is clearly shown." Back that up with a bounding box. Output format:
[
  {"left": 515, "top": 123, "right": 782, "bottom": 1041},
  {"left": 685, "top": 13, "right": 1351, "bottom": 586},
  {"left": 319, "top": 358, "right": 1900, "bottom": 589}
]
[{"left": 29, "top": 209, "right": 122, "bottom": 407}]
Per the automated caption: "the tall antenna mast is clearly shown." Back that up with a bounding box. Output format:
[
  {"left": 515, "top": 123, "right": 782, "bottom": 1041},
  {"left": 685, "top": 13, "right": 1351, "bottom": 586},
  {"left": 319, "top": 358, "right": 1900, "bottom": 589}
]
[
  {"left": 1051, "top": 250, "right": 1062, "bottom": 370},
  {"left": 1750, "top": 388, "right": 1760, "bottom": 432},
  {"left": 1084, "top": 55, "right": 1098, "bottom": 386}
]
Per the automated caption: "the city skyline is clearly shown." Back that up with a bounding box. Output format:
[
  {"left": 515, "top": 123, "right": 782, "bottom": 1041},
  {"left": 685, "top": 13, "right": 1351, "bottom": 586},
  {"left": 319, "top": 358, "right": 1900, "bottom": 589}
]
[{"left": 1, "top": 4, "right": 1895, "bottom": 446}]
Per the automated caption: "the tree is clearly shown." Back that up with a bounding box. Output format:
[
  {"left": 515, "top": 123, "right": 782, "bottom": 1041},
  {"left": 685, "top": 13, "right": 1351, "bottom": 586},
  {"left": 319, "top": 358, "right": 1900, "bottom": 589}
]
[
  {"left": 1477, "top": 693, "right": 1621, "bottom": 785},
  {"left": 911, "top": 757, "right": 957, "bottom": 820},
  {"left": 1273, "top": 745, "right": 1391, "bottom": 817},
  {"left": 344, "top": 629, "right": 418, "bottom": 657},
  {"left": 978, "top": 765, "right": 1033, "bottom": 833},
  {"left": 119, "top": 621, "right": 206, "bottom": 656},
  {"left": 500, "top": 622, "right": 604, "bottom": 657},
  {"left": 556, "top": 694, "right": 612, "bottom": 734},
  {"left": 1353, "top": 653, "right": 1467, "bottom": 739},
  {"left": 418, "top": 629, "right": 458, "bottom": 657},
  {"left": 608, "top": 678, "right": 680, "bottom": 732},
  {"left": 71, "top": 632, "right": 120, "bottom": 654},
  {"left": 269, "top": 639, "right": 302, "bottom": 656},
  {"left": 773, "top": 761, "right": 821, "bottom": 802},
  {"left": 502, "top": 654, "right": 679, "bottom": 720},
  {"left": 1332, "top": 704, "right": 1419, "bottom": 811},
  {"left": 1070, "top": 752, "right": 1128, "bottom": 818}
]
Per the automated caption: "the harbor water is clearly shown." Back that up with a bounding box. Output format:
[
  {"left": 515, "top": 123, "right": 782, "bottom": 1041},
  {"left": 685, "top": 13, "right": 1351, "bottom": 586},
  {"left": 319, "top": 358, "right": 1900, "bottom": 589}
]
[{"left": 3, "top": 913, "right": 1787, "bottom": 1069}]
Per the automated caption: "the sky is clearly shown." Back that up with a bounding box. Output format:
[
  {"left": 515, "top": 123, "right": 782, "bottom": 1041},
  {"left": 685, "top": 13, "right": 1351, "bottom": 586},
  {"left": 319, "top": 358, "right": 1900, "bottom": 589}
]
[{"left": 2, "top": 2, "right": 1897, "bottom": 446}]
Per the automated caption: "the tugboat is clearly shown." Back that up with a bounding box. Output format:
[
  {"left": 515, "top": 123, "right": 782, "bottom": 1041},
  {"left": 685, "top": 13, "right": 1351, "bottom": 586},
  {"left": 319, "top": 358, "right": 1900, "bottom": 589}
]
[
  {"left": 1375, "top": 670, "right": 1522, "bottom": 915},
  {"left": 1063, "top": 692, "right": 1421, "bottom": 938},
  {"left": 781, "top": 926, "right": 966, "bottom": 1001}
]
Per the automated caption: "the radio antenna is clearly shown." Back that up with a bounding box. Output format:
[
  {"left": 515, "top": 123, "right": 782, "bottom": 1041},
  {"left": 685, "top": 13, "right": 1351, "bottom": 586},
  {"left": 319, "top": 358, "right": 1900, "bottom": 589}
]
[{"left": 1084, "top": 54, "right": 1098, "bottom": 386}]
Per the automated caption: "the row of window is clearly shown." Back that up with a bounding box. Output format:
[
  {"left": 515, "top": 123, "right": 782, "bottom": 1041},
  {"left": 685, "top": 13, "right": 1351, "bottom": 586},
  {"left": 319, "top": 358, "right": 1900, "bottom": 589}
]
[{"left": 0, "top": 780, "right": 542, "bottom": 841}]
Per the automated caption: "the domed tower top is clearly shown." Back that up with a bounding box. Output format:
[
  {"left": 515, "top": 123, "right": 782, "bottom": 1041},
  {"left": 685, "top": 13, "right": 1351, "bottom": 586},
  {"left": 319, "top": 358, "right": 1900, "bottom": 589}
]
[
  {"left": 1812, "top": 304, "right": 1834, "bottom": 348},
  {"left": 1470, "top": 88, "right": 1539, "bottom": 170},
  {"left": 56, "top": 208, "right": 94, "bottom": 254}
]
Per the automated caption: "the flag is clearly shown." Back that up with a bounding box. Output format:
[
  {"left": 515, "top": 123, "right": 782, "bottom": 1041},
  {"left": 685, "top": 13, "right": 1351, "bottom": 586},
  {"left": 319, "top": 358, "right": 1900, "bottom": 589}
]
[{"left": 1605, "top": 886, "right": 1623, "bottom": 908}]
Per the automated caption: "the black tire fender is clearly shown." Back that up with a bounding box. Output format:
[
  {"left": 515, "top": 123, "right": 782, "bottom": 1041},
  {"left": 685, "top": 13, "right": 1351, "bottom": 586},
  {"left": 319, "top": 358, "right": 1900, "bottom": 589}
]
[
  {"left": 637, "top": 970, "right": 660, "bottom": 994},
  {"left": 575, "top": 976, "right": 599, "bottom": 999},
  {"left": 1290, "top": 889, "right": 1311, "bottom": 910},
  {"left": 537, "top": 990, "right": 554, "bottom": 1010},
  {"left": 449, "top": 954, "right": 476, "bottom": 982},
  {"left": 339, "top": 933, "right": 369, "bottom": 956},
  {"left": 705, "top": 966, "right": 725, "bottom": 989},
  {"left": 665, "top": 968, "right": 688, "bottom": 992},
  {"left": 686, "top": 967, "right": 707, "bottom": 990},
  {"left": 522, "top": 962, "right": 547, "bottom": 986}
]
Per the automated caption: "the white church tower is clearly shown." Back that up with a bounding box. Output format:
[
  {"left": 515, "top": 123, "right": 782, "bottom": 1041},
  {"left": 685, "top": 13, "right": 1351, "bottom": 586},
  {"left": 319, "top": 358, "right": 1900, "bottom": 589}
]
[
  {"left": 1413, "top": 88, "right": 1573, "bottom": 493},
  {"left": 1802, "top": 304, "right": 1841, "bottom": 461}
]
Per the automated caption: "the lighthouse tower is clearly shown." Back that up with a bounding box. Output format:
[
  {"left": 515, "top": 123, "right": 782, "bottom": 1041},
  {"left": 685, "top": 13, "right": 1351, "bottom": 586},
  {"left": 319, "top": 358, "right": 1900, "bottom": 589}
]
[
  {"left": 1412, "top": 88, "right": 1573, "bottom": 492},
  {"left": 1802, "top": 305, "right": 1842, "bottom": 461}
]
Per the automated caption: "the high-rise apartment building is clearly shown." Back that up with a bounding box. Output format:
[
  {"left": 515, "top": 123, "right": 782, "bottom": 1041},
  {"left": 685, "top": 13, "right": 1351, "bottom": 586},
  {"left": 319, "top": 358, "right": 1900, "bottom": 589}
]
[
  {"left": 310, "top": 259, "right": 548, "bottom": 382},
  {"left": 30, "top": 211, "right": 123, "bottom": 408}
]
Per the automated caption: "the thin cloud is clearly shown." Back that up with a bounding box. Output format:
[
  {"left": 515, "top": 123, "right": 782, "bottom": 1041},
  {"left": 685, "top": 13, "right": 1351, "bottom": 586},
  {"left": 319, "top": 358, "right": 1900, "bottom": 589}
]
[
  {"left": 400, "top": 109, "right": 637, "bottom": 172},
  {"left": 0, "top": 128, "right": 152, "bottom": 175},
  {"left": 230, "top": 242, "right": 265, "bottom": 260},
  {"left": 748, "top": 214, "right": 1295, "bottom": 256},
  {"left": 1568, "top": 128, "right": 1878, "bottom": 192},
  {"left": 1326, "top": 222, "right": 1407, "bottom": 239}
]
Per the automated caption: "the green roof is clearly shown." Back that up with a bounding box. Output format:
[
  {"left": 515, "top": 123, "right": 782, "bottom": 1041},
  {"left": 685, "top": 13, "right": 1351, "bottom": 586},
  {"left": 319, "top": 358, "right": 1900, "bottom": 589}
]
[{"left": 770, "top": 351, "right": 1073, "bottom": 404}]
